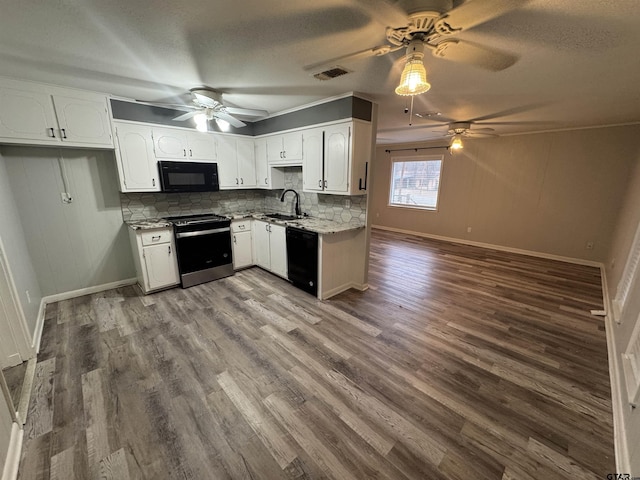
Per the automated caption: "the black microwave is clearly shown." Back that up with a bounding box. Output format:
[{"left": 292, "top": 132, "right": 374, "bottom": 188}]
[{"left": 158, "top": 161, "right": 220, "bottom": 193}]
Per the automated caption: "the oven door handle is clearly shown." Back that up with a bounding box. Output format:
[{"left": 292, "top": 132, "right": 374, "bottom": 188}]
[{"left": 176, "top": 227, "right": 230, "bottom": 238}]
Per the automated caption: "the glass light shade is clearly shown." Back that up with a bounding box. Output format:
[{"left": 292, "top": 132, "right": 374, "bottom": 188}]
[
  {"left": 215, "top": 118, "right": 231, "bottom": 132},
  {"left": 395, "top": 58, "right": 431, "bottom": 96},
  {"left": 450, "top": 135, "right": 464, "bottom": 150},
  {"left": 194, "top": 113, "right": 208, "bottom": 132}
]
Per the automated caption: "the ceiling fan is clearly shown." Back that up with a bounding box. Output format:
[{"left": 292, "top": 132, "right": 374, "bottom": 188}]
[
  {"left": 162, "top": 88, "right": 268, "bottom": 131},
  {"left": 440, "top": 121, "right": 496, "bottom": 149},
  {"left": 305, "top": 0, "right": 530, "bottom": 86}
]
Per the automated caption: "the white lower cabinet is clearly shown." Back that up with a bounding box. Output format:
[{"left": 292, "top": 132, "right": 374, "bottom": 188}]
[
  {"left": 231, "top": 220, "right": 253, "bottom": 270},
  {"left": 253, "top": 220, "right": 287, "bottom": 278},
  {"left": 129, "top": 227, "right": 180, "bottom": 294}
]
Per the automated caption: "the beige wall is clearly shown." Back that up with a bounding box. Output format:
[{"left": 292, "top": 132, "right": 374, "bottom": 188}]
[
  {"left": 371, "top": 125, "right": 640, "bottom": 262},
  {"left": 604, "top": 147, "right": 640, "bottom": 474}
]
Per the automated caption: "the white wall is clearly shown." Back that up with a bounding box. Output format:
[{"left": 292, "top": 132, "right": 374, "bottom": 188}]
[
  {"left": 371, "top": 125, "right": 640, "bottom": 262},
  {"left": 1, "top": 147, "right": 135, "bottom": 296},
  {"left": 605, "top": 148, "right": 640, "bottom": 475},
  {"left": 0, "top": 154, "right": 41, "bottom": 340}
]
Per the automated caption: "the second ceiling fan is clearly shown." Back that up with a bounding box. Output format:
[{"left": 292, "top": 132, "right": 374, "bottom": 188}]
[{"left": 305, "top": 0, "right": 530, "bottom": 89}]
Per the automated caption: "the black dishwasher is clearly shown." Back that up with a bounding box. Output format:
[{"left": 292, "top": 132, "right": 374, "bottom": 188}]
[{"left": 286, "top": 227, "right": 318, "bottom": 296}]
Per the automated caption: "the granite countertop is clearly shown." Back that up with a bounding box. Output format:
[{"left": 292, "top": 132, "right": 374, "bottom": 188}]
[
  {"left": 125, "top": 218, "right": 172, "bottom": 230},
  {"left": 229, "top": 212, "right": 365, "bottom": 235},
  {"left": 126, "top": 212, "right": 365, "bottom": 235}
]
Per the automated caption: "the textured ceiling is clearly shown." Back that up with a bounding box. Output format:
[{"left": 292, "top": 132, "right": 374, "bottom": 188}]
[{"left": 1, "top": 0, "right": 639, "bottom": 144}]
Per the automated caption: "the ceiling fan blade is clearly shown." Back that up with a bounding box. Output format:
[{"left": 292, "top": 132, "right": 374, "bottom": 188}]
[
  {"left": 216, "top": 111, "right": 246, "bottom": 128},
  {"left": 466, "top": 132, "right": 497, "bottom": 137},
  {"left": 303, "top": 44, "right": 402, "bottom": 73},
  {"left": 173, "top": 111, "right": 200, "bottom": 121},
  {"left": 436, "top": 0, "right": 531, "bottom": 34},
  {"left": 225, "top": 106, "right": 268, "bottom": 118},
  {"left": 432, "top": 39, "right": 518, "bottom": 71},
  {"left": 136, "top": 100, "right": 195, "bottom": 112},
  {"left": 470, "top": 127, "right": 495, "bottom": 133}
]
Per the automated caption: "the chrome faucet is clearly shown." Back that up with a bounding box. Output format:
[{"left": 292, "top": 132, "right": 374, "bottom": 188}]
[{"left": 280, "top": 189, "right": 301, "bottom": 217}]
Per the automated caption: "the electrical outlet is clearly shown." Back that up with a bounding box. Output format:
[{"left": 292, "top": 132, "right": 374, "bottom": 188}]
[
  {"left": 345, "top": 198, "right": 351, "bottom": 208},
  {"left": 586, "top": 241, "right": 594, "bottom": 250},
  {"left": 60, "top": 192, "right": 72, "bottom": 204},
  {"left": 467, "top": 227, "right": 472, "bottom": 233}
]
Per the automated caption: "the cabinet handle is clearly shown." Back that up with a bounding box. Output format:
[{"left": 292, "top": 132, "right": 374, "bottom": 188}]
[
  {"left": 152, "top": 235, "right": 161, "bottom": 241},
  {"left": 152, "top": 179, "right": 156, "bottom": 187},
  {"left": 283, "top": 151, "right": 286, "bottom": 159},
  {"left": 266, "top": 224, "right": 269, "bottom": 232},
  {"left": 189, "top": 149, "right": 193, "bottom": 157},
  {"left": 359, "top": 162, "right": 369, "bottom": 191},
  {"left": 168, "top": 246, "right": 172, "bottom": 254},
  {"left": 236, "top": 178, "right": 239, "bottom": 185},
  {"left": 61, "top": 128, "right": 67, "bottom": 139},
  {"left": 183, "top": 149, "right": 187, "bottom": 157},
  {"left": 48, "top": 127, "right": 56, "bottom": 138},
  {"left": 265, "top": 177, "right": 268, "bottom": 185},
  {"left": 269, "top": 225, "right": 272, "bottom": 232},
  {"left": 318, "top": 180, "right": 322, "bottom": 188},
  {"left": 233, "top": 235, "right": 237, "bottom": 244},
  {"left": 324, "top": 180, "right": 328, "bottom": 188},
  {"left": 238, "top": 225, "right": 245, "bottom": 230},
  {"left": 240, "top": 178, "right": 244, "bottom": 185}
]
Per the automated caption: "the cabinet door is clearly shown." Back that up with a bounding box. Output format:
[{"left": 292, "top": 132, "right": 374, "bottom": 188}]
[
  {"left": 236, "top": 137, "right": 256, "bottom": 187},
  {"left": 114, "top": 123, "right": 160, "bottom": 192},
  {"left": 266, "top": 135, "right": 284, "bottom": 163},
  {"left": 232, "top": 230, "right": 253, "bottom": 269},
  {"left": 143, "top": 243, "right": 179, "bottom": 291},
  {"left": 282, "top": 131, "right": 303, "bottom": 161},
  {"left": 324, "top": 123, "right": 350, "bottom": 194},
  {"left": 302, "top": 128, "right": 324, "bottom": 192},
  {"left": 255, "top": 138, "right": 269, "bottom": 188},
  {"left": 0, "top": 84, "right": 59, "bottom": 143},
  {"left": 153, "top": 127, "right": 189, "bottom": 159},
  {"left": 253, "top": 221, "right": 271, "bottom": 270},
  {"left": 215, "top": 134, "right": 238, "bottom": 188},
  {"left": 186, "top": 132, "right": 216, "bottom": 161},
  {"left": 269, "top": 224, "right": 288, "bottom": 278},
  {"left": 52, "top": 94, "right": 113, "bottom": 146}
]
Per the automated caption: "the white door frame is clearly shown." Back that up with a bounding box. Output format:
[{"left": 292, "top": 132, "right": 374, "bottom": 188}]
[{"left": 0, "top": 236, "right": 34, "bottom": 367}]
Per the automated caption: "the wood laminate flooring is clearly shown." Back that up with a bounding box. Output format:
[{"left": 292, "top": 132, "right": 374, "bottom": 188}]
[{"left": 17, "top": 229, "right": 615, "bottom": 479}]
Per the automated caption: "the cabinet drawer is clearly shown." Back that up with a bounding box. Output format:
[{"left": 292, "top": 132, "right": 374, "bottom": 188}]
[
  {"left": 141, "top": 230, "right": 173, "bottom": 246},
  {"left": 232, "top": 220, "right": 252, "bottom": 232}
]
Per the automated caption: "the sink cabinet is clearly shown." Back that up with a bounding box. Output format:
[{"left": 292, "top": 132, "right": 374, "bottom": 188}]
[{"left": 253, "top": 220, "right": 287, "bottom": 278}]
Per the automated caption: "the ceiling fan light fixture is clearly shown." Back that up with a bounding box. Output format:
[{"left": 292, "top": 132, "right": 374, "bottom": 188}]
[
  {"left": 194, "top": 113, "right": 208, "bottom": 132},
  {"left": 395, "top": 41, "right": 431, "bottom": 96},
  {"left": 450, "top": 134, "right": 464, "bottom": 150}
]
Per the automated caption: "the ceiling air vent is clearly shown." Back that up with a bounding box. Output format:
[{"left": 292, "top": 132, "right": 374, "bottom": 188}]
[{"left": 312, "top": 66, "right": 352, "bottom": 81}]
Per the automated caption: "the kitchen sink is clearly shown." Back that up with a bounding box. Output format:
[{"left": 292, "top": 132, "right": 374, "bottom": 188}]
[{"left": 265, "top": 213, "right": 297, "bottom": 221}]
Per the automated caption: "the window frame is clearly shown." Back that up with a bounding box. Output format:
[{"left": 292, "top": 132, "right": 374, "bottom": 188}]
[{"left": 388, "top": 155, "right": 444, "bottom": 211}]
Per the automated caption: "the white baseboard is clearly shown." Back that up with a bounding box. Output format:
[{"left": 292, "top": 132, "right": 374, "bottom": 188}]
[
  {"left": 32, "top": 277, "right": 137, "bottom": 352},
  {"left": 321, "top": 282, "right": 368, "bottom": 300},
  {"left": 1, "top": 423, "right": 23, "bottom": 480},
  {"left": 371, "top": 225, "right": 603, "bottom": 268}
]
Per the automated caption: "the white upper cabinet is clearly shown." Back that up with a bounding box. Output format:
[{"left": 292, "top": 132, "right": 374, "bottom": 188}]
[
  {"left": 302, "top": 120, "right": 371, "bottom": 196},
  {"left": 267, "top": 130, "right": 303, "bottom": 166},
  {"left": 255, "top": 138, "right": 285, "bottom": 190},
  {"left": 215, "top": 134, "right": 257, "bottom": 189},
  {"left": 153, "top": 126, "right": 216, "bottom": 161},
  {"left": 0, "top": 77, "right": 113, "bottom": 148},
  {"left": 113, "top": 122, "right": 160, "bottom": 192}
]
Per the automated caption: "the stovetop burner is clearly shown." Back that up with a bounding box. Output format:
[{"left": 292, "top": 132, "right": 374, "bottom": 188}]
[{"left": 163, "top": 213, "right": 228, "bottom": 226}]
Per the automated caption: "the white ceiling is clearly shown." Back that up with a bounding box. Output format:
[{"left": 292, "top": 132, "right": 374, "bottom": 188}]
[{"left": 1, "top": 0, "right": 639, "bottom": 144}]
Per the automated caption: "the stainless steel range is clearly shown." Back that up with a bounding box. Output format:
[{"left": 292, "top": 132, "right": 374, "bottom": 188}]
[{"left": 164, "top": 213, "right": 233, "bottom": 288}]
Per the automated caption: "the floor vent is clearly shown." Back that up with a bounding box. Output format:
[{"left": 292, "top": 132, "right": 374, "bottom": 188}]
[{"left": 313, "top": 66, "right": 352, "bottom": 81}]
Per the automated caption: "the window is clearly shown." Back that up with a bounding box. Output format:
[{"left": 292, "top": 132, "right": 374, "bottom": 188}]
[{"left": 389, "top": 155, "right": 443, "bottom": 210}]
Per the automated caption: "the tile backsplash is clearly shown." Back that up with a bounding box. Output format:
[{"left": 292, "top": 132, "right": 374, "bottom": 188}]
[{"left": 120, "top": 168, "right": 367, "bottom": 224}]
